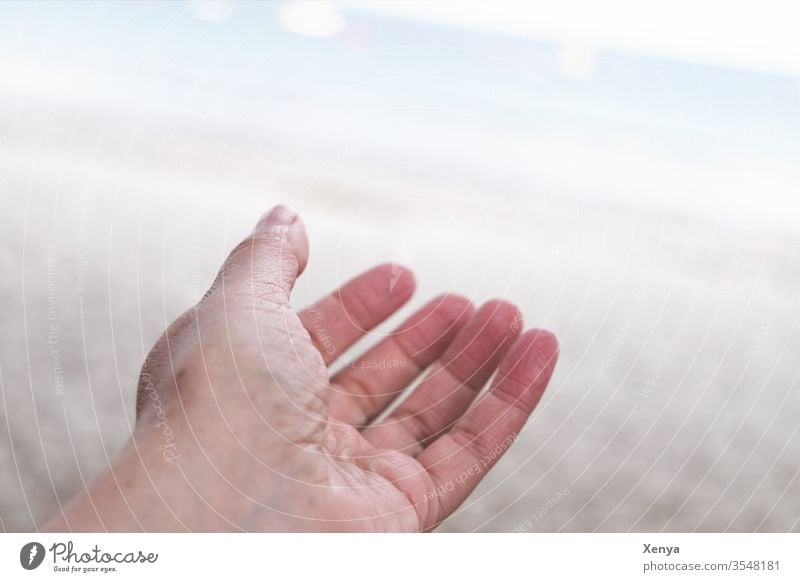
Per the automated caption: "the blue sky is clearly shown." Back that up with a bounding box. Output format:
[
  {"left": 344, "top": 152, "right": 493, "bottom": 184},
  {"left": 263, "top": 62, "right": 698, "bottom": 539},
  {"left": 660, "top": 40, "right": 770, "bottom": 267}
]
[{"left": 1, "top": 1, "right": 799, "bottom": 232}]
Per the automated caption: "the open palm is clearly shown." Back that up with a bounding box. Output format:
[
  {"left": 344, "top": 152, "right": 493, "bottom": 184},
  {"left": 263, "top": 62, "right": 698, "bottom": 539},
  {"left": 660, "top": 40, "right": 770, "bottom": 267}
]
[
  {"left": 46, "top": 205, "right": 558, "bottom": 532},
  {"left": 297, "top": 264, "right": 558, "bottom": 531}
]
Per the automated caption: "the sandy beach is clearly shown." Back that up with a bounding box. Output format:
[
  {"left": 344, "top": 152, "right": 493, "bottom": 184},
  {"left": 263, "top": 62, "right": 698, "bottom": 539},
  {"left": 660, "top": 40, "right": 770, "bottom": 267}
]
[
  {"left": 1, "top": 1, "right": 799, "bottom": 532},
  {"left": 2, "top": 96, "right": 799, "bottom": 532}
]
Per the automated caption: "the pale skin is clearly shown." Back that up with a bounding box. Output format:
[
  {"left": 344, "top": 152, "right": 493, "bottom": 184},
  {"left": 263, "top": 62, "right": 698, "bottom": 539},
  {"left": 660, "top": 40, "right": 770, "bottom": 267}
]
[{"left": 44, "top": 205, "right": 559, "bottom": 532}]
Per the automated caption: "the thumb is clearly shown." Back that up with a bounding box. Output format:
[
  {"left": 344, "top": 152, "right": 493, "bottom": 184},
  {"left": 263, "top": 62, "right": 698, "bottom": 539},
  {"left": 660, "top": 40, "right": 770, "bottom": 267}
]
[{"left": 209, "top": 205, "right": 309, "bottom": 306}]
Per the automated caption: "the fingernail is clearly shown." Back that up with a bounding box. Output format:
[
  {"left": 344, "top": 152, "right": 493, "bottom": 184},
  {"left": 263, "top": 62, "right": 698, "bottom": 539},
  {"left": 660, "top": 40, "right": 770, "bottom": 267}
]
[{"left": 258, "top": 204, "right": 297, "bottom": 228}]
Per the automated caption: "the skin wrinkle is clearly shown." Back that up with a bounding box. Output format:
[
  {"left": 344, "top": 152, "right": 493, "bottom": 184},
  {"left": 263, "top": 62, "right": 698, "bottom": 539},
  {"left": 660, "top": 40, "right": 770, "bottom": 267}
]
[
  {"left": 344, "top": 451, "right": 427, "bottom": 531},
  {"left": 303, "top": 307, "right": 338, "bottom": 359},
  {"left": 45, "top": 206, "right": 558, "bottom": 532}
]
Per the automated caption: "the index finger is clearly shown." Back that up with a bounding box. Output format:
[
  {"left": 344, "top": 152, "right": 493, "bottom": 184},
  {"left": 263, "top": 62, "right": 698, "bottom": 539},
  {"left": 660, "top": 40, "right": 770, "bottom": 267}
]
[{"left": 298, "top": 263, "right": 415, "bottom": 365}]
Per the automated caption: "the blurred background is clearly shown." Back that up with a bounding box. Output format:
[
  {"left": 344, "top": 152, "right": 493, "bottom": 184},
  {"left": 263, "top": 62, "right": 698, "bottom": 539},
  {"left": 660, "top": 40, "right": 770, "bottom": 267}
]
[{"left": 1, "top": 0, "right": 799, "bottom": 532}]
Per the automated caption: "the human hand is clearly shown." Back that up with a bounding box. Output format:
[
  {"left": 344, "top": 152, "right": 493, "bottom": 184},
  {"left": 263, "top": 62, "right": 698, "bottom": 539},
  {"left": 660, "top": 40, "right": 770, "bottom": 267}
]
[{"left": 45, "top": 205, "right": 558, "bottom": 532}]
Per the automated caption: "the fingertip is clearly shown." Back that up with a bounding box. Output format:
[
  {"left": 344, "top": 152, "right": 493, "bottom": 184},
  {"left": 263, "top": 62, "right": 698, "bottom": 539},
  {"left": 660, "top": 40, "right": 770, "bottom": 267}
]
[
  {"left": 258, "top": 204, "right": 298, "bottom": 227},
  {"left": 429, "top": 293, "right": 475, "bottom": 322},
  {"left": 392, "top": 294, "right": 474, "bottom": 354},
  {"left": 509, "top": 328, "right": 560, "bottom": 379},
  {"left": 255, "top": 204, "right": 309, "bottom": 274},
  {"left": 375, "top": 262, "right": 416, "bottom": 299},
  {"left": 477, "top": 298, "right": 524, "bottom": 336},
  {"left": 527, "top": 328, "right": 560, "bottom": 366},
  {"left": 287, "top": 212, "right": 309, "bottom": 274},
  {"left": 400, "top": 293, "right": 474, "bottom": 336},
  {"left": 484, "top": 297, "right": 521, "bottom": 315}
]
